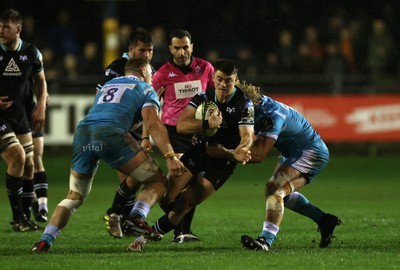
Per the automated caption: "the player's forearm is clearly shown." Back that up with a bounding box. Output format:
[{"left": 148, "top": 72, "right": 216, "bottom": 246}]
[
  {"left": 249, "top": 136, "right": 275, "bottom": 163},
  {"left": 236, "top": 127, "right": 253, "bottom": 151},
  {"left": 141, "top": 123, "right": 150, "bottom": 139},
  {"left": 206, "top": 144, "right": 235, "bottom": 160},
  {"left": 177, "top": 118, "right": 203, "bottom": 134},
  {"left": 35, "top": 80, "right": 48, "bottom": 109}
]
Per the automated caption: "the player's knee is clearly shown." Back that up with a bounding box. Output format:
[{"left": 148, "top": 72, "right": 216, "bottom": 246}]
[
  {"left": 58, "top": 174, "right": 93, "bottom": 214},
  {"left": 125, "top": 176, "right": 141, "bottom": 191},
  {"left": 265, "top": 172, "right": 294, "bottom": 199},
  {"left": 6, "top": 145, "right": 26, "bottom": 173},
  {"left": 12, "top": 152, "right": 26, "bottom": 171},
  {"left": 69, "top": 174, "right": 93, "bottom": 201},
  {"left": 23, "top": 157, "right": 34, "bottom": 177},
  {"left": 129, "top": 156, "right": 160, "bottom": 183},
  {"left": 265, "top": 180, "right": 278, "bottom": 197},
  {"left": 58, "top": 198, "right": 82, "bottom": 214}
]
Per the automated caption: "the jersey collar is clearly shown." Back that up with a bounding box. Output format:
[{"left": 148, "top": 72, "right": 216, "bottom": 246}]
[{"left": 0, "top": 38, "right": 22, "bottom": 52}]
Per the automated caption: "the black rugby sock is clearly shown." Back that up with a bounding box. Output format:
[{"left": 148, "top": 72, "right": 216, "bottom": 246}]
[
  {"left": 21, "top": 179, "right": 34, "bottom": 219},
  {"left": 33, "top": 171, "right": 48, "bottom": 198},
  {"left": 181, "top": 206, "right": 196, "bottom": 234},
  {"left": 6, "top": 173, "right": 24, "bottom": 221},
  {"left": 154, "top": 214, "right": 175, "bottom": 235},
  {"left": 107, "top": 180, "right": 134, "bottom": 215}
]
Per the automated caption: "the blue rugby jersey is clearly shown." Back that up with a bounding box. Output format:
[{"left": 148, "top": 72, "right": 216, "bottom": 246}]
[
  {"left": 255, "top": 95, "right": 321, "bottom": 157},
  {"left": 80, "top": 75, "right": 160, "bottom": 132}
]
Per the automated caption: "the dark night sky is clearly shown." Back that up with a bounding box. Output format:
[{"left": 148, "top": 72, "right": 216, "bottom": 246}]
[{"left": 1, "top": 0, "right": 399, "bottom": 60}]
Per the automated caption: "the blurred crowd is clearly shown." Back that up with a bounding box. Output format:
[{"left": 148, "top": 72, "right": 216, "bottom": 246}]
[{"left": 12, "top": 1, "right": 400, "bottom": 93}]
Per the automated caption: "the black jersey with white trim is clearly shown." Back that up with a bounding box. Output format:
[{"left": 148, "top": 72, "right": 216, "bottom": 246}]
[
  {"left": 0, "top": 40, "right": 43, "bottom": 108},
  {"left": 189, "top": 86, "right": 254, "bottom": 149},
  {"left": 103, "top": 53, "right": 156, "bottom": 85}
]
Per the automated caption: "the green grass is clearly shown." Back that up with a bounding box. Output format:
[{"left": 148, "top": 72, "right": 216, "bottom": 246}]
[{"left": 1, "top": 153, "right": 399, "bottom": 270}]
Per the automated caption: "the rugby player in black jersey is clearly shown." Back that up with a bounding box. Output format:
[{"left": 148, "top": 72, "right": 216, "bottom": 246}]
[{"left": 0, "top": 9, "right": 48, "bottom": 232}]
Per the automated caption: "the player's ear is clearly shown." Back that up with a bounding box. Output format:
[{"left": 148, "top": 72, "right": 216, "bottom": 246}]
[{"left": 16, "top": 24, "right": 22, "bottom": 34}]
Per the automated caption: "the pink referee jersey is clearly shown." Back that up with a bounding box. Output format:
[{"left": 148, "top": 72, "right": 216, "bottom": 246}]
[{"left": 153, "top": 57, "right": 214, "bottom": 126}]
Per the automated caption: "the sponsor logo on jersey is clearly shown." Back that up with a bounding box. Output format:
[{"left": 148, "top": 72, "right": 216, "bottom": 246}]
[
  {"left": 194, "top": 65, "right": 202, "bottom": 76},
  {"left": 174, "top": 80, "right": 202, "bottom": 99},
  {"left": 226, "top": 107, "right": 236, "bottom": 114},
  {"left": 3, "top": 58, "right": 22, "bottom": 76},
  {"left": 20, "top": 55, "right": 28, "bottom": 62},
  {"left": 168, "top": 72, "right": 178, "bottom": 78}
]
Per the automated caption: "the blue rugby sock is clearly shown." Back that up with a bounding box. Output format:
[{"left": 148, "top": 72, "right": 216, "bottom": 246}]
[{"left": 284, "top": 192, "right": 323, "bottom": 223}]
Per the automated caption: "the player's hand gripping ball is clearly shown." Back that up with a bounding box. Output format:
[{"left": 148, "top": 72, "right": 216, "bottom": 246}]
[{"left": 195, "top": 100, "right": 219, "bottom": 137}]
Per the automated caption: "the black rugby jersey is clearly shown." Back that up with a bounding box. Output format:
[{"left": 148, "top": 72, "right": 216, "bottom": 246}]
[
  {"left": 103, "top": 53, "right": 156, "bottom": 85},
  {"left": 189, "top": 87, "right": 254, "bottom": 149},
  {"left": 0, "top": 40, "right": 43, "bottom": 108},
  {"left": 103, "top": 54, "right": 128, "bottom": 84}
]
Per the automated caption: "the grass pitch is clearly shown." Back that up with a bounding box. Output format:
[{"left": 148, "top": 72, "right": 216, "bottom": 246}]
[{"left": 1, "top": 153, "right": 399, "bottom": 270}]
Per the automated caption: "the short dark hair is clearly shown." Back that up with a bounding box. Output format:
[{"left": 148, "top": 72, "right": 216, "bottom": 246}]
[
  {"left": 129, "top": 27, "right": 153, "bottom": 46},
  {"left": 214, "top": 59, "right": 238, "bottom": 75},
  {"left": 169, "top": 29, "right": 192, "bottom": 44},
  {"left": 125, "top": 57, "right": 149, "bottom": 72},
  {"left": 0, "top": 9, "right": 23, "bottom": 25}
]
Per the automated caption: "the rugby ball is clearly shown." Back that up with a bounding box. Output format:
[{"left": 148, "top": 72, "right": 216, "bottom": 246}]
[{"left": 195, "top": 100, "right": 219, "bottom": 137}]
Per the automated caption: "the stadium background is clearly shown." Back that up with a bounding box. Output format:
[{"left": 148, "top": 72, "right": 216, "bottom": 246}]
[
  {"left": 2, "top": 0, "right": 400, "bottom": 151},
  {"left": 0, "top": 0, "right": 397, "bottom": 186}
]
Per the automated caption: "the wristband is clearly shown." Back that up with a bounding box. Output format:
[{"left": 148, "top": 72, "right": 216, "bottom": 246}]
[
  {"left": 202, "top": 119, "right": 210, "bottom": 130},
  {"left": 164, "top": 151, "right": 176, "bottom": 160},
  {"left": 142, "top": 137, "right": 150, "bottom": 140}
]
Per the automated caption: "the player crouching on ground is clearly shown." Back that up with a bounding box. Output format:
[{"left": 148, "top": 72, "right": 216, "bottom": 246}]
[{"left": 32, "top": 58, "right": 184, "bottom": 252}]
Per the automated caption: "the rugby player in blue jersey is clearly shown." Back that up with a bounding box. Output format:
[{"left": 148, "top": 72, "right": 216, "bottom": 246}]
[
  {"left": 234, "top": 81, "right": 341, "bottom": 251},
  {"left": 32, "top": 58, "right": 184, "bottom": 252}
]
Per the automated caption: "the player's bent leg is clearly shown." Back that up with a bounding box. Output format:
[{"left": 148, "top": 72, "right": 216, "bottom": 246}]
[
  {"left": 120, "top": 153, "right": 166, "bottom": 240},
  {"left": 32, "top": 171, "right": 94, "bottom": 252},
  {"left": 122, "top": 173, "right": 166, "bottom": 240},
  {"left": 104, "top": 177, "right": 141, "bottom": 238},
  {"left": 257, "top": 167, "right": 308, "bottom": 249},
  {"left": 169, "top": 176, "right": 215, "bottom": 225},
  {"left": 161, "top": 172, "right": 193, "bottom": 207}
]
